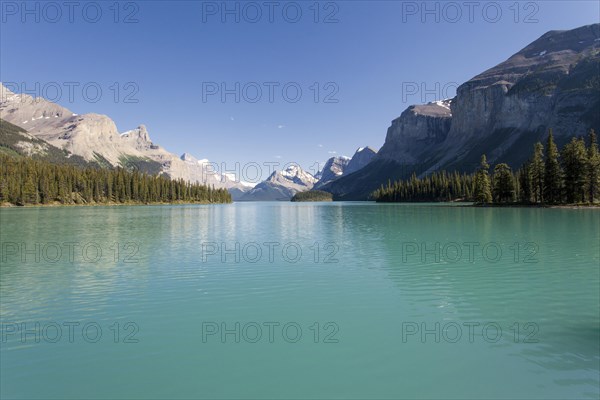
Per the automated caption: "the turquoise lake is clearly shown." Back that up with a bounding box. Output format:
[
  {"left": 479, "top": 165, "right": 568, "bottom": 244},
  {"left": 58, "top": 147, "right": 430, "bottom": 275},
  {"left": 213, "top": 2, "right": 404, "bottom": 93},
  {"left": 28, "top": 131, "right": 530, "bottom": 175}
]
[{"left": 1, "top": 203, "right": 599, "bottom": 399}]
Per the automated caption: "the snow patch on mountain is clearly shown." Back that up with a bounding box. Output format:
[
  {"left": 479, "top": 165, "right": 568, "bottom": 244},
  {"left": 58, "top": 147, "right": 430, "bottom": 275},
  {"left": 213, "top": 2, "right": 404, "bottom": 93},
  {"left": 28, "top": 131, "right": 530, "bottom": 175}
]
[{"left": 239, "top": 164, "right": 317, "bottom": 201}]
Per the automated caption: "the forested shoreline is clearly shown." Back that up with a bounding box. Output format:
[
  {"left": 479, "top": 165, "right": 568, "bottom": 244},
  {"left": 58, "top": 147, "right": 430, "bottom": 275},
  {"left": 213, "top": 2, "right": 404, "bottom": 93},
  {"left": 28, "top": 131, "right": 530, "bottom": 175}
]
[
  {"left": 0, "top": 154, "right": 232, "bottom": 206},
  {"left": 373, "top": 130, "right": 600, "bottom": 206},
  {"left": 291, "top": 190, "right": 333, "bottom": 202}
]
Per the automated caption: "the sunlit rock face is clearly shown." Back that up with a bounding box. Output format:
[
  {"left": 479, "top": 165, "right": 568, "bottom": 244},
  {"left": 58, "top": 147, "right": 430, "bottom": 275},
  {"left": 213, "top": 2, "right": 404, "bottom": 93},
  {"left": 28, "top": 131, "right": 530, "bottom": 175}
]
[
  {"left": 0, "top": 83, "right": 252, "bottom": 194},
  {"left": 322, "top": 24, "right": 600, "bottom": 200}
]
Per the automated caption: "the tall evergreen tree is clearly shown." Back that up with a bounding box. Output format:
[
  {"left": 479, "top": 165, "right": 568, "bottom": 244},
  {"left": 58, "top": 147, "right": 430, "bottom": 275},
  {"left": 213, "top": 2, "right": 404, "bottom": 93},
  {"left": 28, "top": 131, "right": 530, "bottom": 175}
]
[
  {"left": 518, "top": 162, "right": 533, "bottom": 203},
  {"left": 21, "top": 175, "right": 39, "bottom": 204},
  {"left": 474, "top": 155, "right": 493, "bottom": 204},
  {"left": 531, "top": 142, "right": 545, "bottom": 203},
  {"left": 587, "top": 129, "right": 600, "bottom": 203},
  {"left": 543, "top": 130, "right": 563, "bottom": 204},
  {"left": 493, "top": 163, "right": 516, "bottom": 203},
  {"left": 562, "top": 137, "right": 588, "bottom": 203}
]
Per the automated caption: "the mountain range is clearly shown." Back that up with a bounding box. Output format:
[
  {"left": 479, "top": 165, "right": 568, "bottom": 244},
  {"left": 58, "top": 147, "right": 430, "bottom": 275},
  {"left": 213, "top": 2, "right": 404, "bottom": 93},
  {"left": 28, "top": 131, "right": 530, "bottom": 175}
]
[
  {"left": 239, "top": 147, "right": 377, "bottom": 201},
  {"left": 0, "top": 84, "right": 253, "bottom": 197},
  {"left": 2, "top": 24, "right": 598, "bottom": 202},
  {"left": 0, "top": 83, "right": 377, "bottom": 201},
  {"left": 322, "top": 23, "right": 600, "bottom": 199}
]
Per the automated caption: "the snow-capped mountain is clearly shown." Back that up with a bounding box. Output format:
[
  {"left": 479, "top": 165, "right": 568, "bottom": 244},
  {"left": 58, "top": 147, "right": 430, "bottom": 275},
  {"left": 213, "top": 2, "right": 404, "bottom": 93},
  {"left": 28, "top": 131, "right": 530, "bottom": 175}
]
[
  {"left": 240, "top": 146, "right": 378, "bottom": 201},
  {"left": 0, "top": 83, "right": 251, "bottom": 195},
  {"left": 313, "top": 146, "right": 377, "bottom": 189},
  {"left": 314, "top": 156, "right": 350, "bottom": 187},
  {"left": 239, "top": 164, "right": 317, "bottom": 201}
]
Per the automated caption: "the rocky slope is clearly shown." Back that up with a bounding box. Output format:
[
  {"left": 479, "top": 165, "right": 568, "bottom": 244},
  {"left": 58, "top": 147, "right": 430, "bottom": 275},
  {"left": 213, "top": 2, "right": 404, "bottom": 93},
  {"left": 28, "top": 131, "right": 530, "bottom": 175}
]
[
  {"left": 345, "top": 146, "right": 378, "bottom": 175},
  {"left": 313, "top": 156, "right": 350, "bottom": 189},
  {"left": 0, "top": 118, "right": 90, "bottom": 166},
  {"left": 239, "top": 165, "right": 317, "bottom": 201},
  {"left": 323, "top": 23, "right": 600, "bottom": 200},
  {"left": 377, "top": 101, "right": 452, "bottom": 165},
  {"left": 0, "top": 83, "right": 252, "bottom": 194}
]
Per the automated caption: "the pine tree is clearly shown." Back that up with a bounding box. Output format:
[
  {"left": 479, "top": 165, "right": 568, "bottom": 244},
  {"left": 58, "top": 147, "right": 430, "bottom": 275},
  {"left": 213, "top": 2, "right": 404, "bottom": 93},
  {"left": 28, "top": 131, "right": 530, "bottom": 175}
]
[
  {"left": 474, "top": 155, "right": 493, "bottom": 204},
  {"left": 587, "top": 129, "right": 600, "bottom": 203},
  {"left": 22, "top": 175, "right": 39, "bottom": 204},
  {"left": 493, "top": 163, "right": 515, "bottom": 203},
  {"left": 38, "top": 174, "right": 50, "bottom": 204},
  {"left": 0, "top": 178, "right": 8, "bottom": 203},
  {"left": 562, "top": 137, "right": 588, "bottom": 203},
  {"left": 543, "top": 130, "right": 563, "bottom": 204},
  {"left": 531, "top": 142, "right": 544, "bottom": 203},
  {"left": 518, "top": 162, "right": 532, "bottom": 203}
]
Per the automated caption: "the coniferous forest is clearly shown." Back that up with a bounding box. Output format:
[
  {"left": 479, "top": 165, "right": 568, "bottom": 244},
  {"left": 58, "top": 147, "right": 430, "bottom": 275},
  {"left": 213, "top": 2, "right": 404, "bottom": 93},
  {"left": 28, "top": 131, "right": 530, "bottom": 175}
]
[
  {"left": 291, "top": 190, "right": 334, "bottom": 202},
  {"left": 373, "top": 130, "right": 600, "bottom": 206},
  {"left": 0, "top": 154, "right": 232, "bottom": 206}
]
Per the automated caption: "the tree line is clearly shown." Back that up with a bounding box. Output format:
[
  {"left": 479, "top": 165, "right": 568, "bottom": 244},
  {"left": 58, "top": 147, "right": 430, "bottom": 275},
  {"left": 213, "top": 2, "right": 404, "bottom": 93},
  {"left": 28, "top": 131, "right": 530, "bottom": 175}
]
[
  {"left": 373, "top": 130, "right": 600, "bottom": 205},
  {"left": 0, "top": 154, "right": 232, "bottom": 206},
  {"left": 291, "top": 190, "right": 333, "bottom": 202}
]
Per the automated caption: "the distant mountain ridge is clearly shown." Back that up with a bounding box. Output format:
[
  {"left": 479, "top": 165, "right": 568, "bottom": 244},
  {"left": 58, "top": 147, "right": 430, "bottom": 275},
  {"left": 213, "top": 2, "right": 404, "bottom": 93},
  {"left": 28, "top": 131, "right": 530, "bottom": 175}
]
[
  {"left": 322, "top": 23, "right": 600, "bottom": 200},
  {"left": 239, "top": 146, "right": 377, "bottom": 201},
  {"left": 239, "top": 164, "right": 318, "bottom": 201},
  {"left": 0, "top": 83, "right": 251, "bottom": 196},
  {"left": 314, "top": 156, "right": 350, "bottom": 188},
  {"left": 314, "top": 147, "right": 377, "bottom": 190},
  {"left": 345, "top": 147, "right": 378, "bottom": 175}
]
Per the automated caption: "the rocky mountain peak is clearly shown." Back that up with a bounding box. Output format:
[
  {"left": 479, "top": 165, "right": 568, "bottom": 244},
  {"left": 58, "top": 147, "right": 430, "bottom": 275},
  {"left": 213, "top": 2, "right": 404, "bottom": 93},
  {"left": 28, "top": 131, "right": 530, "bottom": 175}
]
[
  {"left": 315, "top": 156, "right": 351, "bottom": 184},
  {"left": 268, "top": 164, "right": 317, "bottom": 186},
  {"left": 240, "top": 164, "right": 317, "bottom": 201},
  {"left": 121, "top": 125, "right": 151, "bottom": 142},
  {"left": 408, "top": 99, "right": 453, "bottom": 118},
  {"left": 346, "top": 146, "right": 377, "bottom": 175},
  {"left": 180, "top": 152, "right": 198, "bottom": 163}
]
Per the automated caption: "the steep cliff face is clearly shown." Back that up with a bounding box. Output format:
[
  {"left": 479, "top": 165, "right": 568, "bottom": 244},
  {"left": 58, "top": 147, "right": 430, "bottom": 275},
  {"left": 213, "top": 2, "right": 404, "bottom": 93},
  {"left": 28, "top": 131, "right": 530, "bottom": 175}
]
[
  {"left": 120, "top": 125, "right": 155, "bottom": 152},
  {"left": 378, "top": 101, "right": 452, "bottom": 164},
  {"left": 437, "top": 23, "right": 600, "bottom": 170},
  {"left": 324, "top": 23, "right": 600, "bottom": 200}
]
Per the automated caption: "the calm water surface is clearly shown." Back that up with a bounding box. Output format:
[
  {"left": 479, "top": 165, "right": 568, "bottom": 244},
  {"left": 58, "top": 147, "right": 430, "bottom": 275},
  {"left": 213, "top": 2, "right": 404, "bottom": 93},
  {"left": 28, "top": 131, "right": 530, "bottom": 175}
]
[{"left": 1, "top": 203, "right": 599, "bottom": 399}]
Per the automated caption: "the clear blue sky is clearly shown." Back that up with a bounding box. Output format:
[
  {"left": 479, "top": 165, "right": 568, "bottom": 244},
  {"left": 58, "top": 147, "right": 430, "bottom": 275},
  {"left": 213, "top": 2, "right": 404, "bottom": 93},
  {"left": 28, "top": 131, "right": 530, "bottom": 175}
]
[{"left": 1, "top": 1, "right": 598, "bottom": 177}]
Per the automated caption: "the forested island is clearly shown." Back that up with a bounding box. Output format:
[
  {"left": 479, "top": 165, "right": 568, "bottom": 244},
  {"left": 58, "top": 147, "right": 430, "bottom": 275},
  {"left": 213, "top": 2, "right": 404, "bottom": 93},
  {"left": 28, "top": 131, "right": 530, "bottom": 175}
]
[
  {"left": 372, "top": 130, "right": 600, "bottom": 206},
  {"left": 0, "top": 154, "right": 232, "bottom": 206},
  {"left": 291, "top": 190, "right": 334, "bottom": 202}
]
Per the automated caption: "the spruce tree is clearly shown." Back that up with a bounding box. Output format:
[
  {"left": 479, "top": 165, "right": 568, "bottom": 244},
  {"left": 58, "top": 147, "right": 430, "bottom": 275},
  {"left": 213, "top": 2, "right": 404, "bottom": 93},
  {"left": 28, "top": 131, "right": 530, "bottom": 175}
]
[
  {"left": 531, "top": 142, "right": 545, "bottom": 203},
  {"left": 493, "top": 163, "right": 515, "bottom": 203},
  {"left": 22, "top": 175, "right": 39, "bottom": 204},
  {"left": 518, "top": 162, "right": 532, "bottom": 203},
  {"left": 0, "top": 179, "right": 8, "bottom": 203},
  {"left": 543, "top": 130, "right": 563, "bottom": 204},
  {"left": 562, "top": 137, "right": 588, "bottom": 203},
  {"left": 587, "top": 129, "right": 600, "bottom": 203},
  {"left": 474, "top": 155, "right": 493, "bottom": 204}
]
